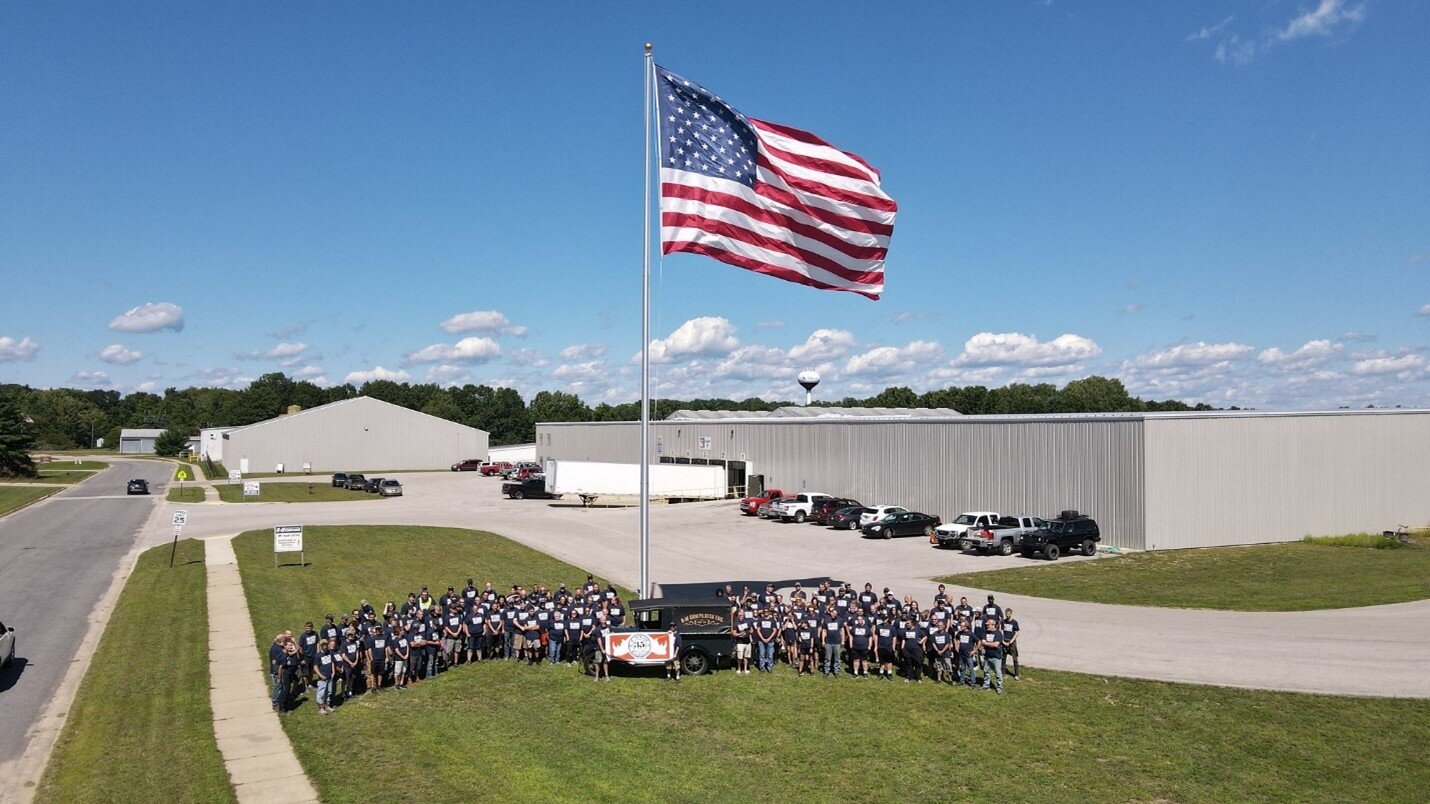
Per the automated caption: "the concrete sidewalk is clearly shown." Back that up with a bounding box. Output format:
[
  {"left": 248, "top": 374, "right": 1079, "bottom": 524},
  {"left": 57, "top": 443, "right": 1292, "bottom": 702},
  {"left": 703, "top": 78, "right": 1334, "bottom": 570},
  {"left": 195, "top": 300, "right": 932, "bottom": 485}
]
[{"left": 204, "top": 537, "right": 317, "bottom": 803}]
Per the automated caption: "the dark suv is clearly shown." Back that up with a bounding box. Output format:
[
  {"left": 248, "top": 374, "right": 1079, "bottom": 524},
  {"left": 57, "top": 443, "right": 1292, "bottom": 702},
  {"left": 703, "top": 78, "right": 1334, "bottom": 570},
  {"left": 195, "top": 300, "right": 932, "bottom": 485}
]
[
  {"left": 1019, "top": 511, "right": 1100, "bottom": 560},
  {"left": 126, "top": 478, "right": 149, "bottom": 495},
  {"left": 344, "top": 473, "right": 368, "bottom": 490},
  {"left": 331, "top": 472, "right": 349, "bottom": 488},
  {"left": 502, "top": 477, "right": 559, "bottom": 500},
  {"left": 810, "top": 497, "right": 861, "bottom": 525}
]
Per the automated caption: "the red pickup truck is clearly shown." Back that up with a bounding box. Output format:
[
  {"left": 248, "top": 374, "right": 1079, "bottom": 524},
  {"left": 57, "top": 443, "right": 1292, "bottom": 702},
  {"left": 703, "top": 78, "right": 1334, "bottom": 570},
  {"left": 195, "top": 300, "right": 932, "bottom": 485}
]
[{"left": 739, "top": 488, "right": 785, "bottom": 516}]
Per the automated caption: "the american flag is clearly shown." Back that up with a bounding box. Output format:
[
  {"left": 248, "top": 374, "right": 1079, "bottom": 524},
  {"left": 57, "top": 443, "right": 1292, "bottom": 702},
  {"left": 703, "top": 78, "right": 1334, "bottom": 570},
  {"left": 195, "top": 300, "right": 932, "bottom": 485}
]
[{"left": 655, "top": 65, "right": 895, "bottom": 300}]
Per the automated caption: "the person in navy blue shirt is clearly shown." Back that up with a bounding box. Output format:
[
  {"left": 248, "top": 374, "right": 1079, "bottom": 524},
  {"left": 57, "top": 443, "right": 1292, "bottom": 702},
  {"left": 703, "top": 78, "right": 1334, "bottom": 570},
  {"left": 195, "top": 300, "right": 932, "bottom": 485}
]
[
  {"left": 795, "top": 619, "right": 816, "bottom": 676},
  {"left": 955, "top": 618, "right": 978, "bottom": 687},
  {"left": 391, "top": 626, "right": 411, "bottom": 690},
  {"left": 298, "top": 622, "right": 320, "bottom": 688},
  {"left": 754, "top": 610, "right": 778, "bottom": 672},
  {"left": 848, "top": 614, "right": 873, "bottom": 679},
  {"left": 980, "top": 617, "right": 1005, "bottom": 693},
  {"left": 664, "top": 623, "right": 683, "bottom": 682},
  {"left": 339, "top": 633, "right": 360, "bottom": 699},
  {"left": 1001, "top": 607, "right": 1021, "bottom": 680},
  {"left": 982, "top": 595, "right": 1004, "bottom": 624},
  {"left": 313, "top": 638, "right": 337, "bottom": 713},
  {"left": 900, "top": 617, "right": 926, "bottom": 683},
  {"left": 268, "top": 634, "right": 287, "bottom": 711},
  {"left": 928, "top": 620, "right": 954, "bottom": 684},
  {"left": 780, "top": 615, "right": 798, "bottom": 668},
  {"left": 874, "top": 617, "right": 897, "bottom": 681},
  {"left": 820, "top": 606, "right": 845, "bottom": 678},
  {"left": 365, "top": 627, "right": 388, "bottom": 692},
  {"left": 277, "top": 639, "right": 302, "bottom": 711},
  {"left": 731, "top": 616, "right": 752, "bottom": 675}
]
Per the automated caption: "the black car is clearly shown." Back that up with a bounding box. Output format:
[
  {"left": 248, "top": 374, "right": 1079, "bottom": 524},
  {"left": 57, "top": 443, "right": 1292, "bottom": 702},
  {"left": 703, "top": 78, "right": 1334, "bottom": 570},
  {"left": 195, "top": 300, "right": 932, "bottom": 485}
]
[
  {"left": 502, "top": 477, "right": 560, "bottom": 500},
  {"left": 343, "top": 473, "right": 368, "bottom": 490},
  {"left": 828, "top": 505, "right": 873, "bottom": 530},
  {"left": 582, "top": 595, "right": 733, "bottom": 676},
  {"left": 126, "top": 478, "right": 149, "bottom": 495},
  {"left": 331, "top": 472, "right": 349, "bottom": 488},
  {"left": 810, "top": 497, "right": 861, "bottom": 525},
  {"left": 364, "top": 477, "right": 385, "bottom": 493},
  {"left": 1019, "top": 511, "right": 1101, "bottom": 560},
  {"left": 861, "top": 511, "right": 941, "bottom": 540}
]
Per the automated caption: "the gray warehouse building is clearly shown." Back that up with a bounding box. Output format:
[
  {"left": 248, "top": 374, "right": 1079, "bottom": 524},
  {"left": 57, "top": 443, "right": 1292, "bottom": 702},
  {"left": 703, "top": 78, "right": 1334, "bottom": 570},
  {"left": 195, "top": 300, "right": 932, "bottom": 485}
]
[
  {"left": 221, "top": 396, "right": 487, "bottom": 474},
  {"left": 118, "top": 428, "right": 165, "bottom": 454},
  {"left": 536, "top": 408, "right": 1429, "bottom": 551}
]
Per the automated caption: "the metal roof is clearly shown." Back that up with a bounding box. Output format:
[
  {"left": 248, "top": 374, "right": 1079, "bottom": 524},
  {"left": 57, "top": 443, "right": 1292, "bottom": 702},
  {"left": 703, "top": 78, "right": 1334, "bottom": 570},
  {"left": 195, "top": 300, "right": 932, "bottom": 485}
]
[
  {"left": 550, "top": 408, "right": 1430, "bottom": 427},
  {"left": 119, "top": 428, "right": 166, "bottom": 438},
  {"left": 665, "top": 410, "right": 771, "bottom": 420},
  {"left": 665, "top": 406, "right": 961, "bottom": 421}
]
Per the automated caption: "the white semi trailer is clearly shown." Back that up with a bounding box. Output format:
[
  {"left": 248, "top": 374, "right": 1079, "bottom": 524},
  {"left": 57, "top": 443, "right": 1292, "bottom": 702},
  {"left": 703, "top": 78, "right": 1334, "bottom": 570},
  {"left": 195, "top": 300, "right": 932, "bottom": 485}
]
[{"left": 544, "top": 460, "right": 727, "bottom": 506}]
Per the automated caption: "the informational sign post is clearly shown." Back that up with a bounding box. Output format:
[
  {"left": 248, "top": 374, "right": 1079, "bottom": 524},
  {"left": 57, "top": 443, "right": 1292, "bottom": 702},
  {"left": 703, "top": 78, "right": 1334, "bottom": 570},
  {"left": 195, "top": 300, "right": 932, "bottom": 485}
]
[
  {"left": 273, "top": 524, "right": 304, "bottom": 567},
  {"left": 228, "top": 469, "right": 241, "bottom": 485},
  {"left": 602, "top": 631, "right": 676, "bottom": 664},
  {"left": 168, "top": 509, "right": 189, "bottom": 567},
  {"left": 243, "top": 481, "right": 261, "bottom": 497}
]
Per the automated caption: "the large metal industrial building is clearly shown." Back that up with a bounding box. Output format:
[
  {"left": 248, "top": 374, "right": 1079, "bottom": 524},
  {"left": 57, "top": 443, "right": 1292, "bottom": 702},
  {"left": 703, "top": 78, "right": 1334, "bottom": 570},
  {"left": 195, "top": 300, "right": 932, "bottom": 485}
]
[
  {"left": 536, "top": 408, "right": 1429, "bottom": 551},
  {"left": 218, "top": 396, "right": 488, "bottom": 473}
]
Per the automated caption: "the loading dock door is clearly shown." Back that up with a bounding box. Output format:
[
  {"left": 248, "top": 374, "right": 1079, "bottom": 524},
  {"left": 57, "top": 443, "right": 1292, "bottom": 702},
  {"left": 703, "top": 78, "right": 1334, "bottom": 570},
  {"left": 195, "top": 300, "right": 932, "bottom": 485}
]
[{"left": 725, "top": 460, "right": 746, "bottom": 497}]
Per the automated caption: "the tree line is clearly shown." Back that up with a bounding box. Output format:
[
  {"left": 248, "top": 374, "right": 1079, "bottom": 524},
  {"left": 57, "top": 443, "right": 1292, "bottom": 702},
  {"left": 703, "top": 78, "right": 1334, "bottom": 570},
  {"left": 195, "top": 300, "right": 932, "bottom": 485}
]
[{"left": 0, "top": 372, "right": 1212, "bottom": 453}]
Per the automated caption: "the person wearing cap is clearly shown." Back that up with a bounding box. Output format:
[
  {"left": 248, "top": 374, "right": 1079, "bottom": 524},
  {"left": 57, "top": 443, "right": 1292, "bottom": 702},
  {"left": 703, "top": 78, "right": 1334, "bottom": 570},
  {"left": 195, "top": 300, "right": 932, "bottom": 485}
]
[
  {"left": 416, "top": 587, "right": 434, "bottom": 611},
  {"left": 319, "top": 614, "right": 340, "bottom": 646},
  {"left": 979, "top": 617, "right": 1005, "bottom": 693},
  {"left": 664, "top": 623, "right": 682, "bottom": 682},
  {"left": 1001, "top": 607, "right": 1021, "bottom": 679},
  {"left": 982, "top": 594, "right": 1004, "bottom": 624}
]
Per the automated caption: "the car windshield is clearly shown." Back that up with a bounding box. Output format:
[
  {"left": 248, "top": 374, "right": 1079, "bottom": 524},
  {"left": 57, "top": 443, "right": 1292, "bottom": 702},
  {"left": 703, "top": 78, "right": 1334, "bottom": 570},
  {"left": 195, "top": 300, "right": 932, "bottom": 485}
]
[
  {"left": 381, "top": 480, "right": 398, "bottom": 486},
  {"left": 953, "top": 514, "right": 977, "bottom": 525}
]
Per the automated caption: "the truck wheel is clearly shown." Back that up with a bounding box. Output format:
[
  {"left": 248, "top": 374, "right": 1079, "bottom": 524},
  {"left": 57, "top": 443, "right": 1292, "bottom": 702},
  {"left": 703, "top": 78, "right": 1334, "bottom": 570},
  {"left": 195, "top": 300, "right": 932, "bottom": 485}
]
[
  {"left": 1043, "top": 543, "right": 1060, "bottom": 561},
  {"left": 1082, "top": 539, "right": 1097, "bottom": 556},
  {"left": 580, "top": 649, "right": 598, "bottom": 676},
  {"left": 998, "top": 540, "right": 1014, "bottom": 556},
  {"left": 511, "top": 490, "right": 525, "bottom": 500},
  {"left": 680, "top": 650, "right": 710, "bottom": 676},
  {"left": 794, "top": 510, "right": 806, "bottom": 523},
  {"left": 959, "top": 539, "right": 971, "bottom": 551}
]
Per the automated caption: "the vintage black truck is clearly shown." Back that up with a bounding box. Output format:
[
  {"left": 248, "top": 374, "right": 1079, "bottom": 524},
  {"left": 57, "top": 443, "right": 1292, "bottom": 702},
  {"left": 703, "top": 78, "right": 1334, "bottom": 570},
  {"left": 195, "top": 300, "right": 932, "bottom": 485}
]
[{"left": 580, "top": 595, "right": 733, "bottom": 676}]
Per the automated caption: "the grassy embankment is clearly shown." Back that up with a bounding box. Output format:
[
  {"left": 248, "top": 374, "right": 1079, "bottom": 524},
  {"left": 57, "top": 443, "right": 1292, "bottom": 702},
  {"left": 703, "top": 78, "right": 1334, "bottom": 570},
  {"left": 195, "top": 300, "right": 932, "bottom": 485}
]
[
  {"left": 216, "top": 483, "right": 386, "bottom": 503},
  {"left": 232, "top": 525, "right": 1429, "bottom": 802},
  {"left": 167, "top": 485, "right": 207, "bottom": 503},
  {"left": 939, "top": 531, "right": 1430, "bottom": 611},
  {"left": 35, "top": 539, "right": 231, "bottom": 802},
  {"left": 0, "top": 485, "right": 59, "bottom": 516}
]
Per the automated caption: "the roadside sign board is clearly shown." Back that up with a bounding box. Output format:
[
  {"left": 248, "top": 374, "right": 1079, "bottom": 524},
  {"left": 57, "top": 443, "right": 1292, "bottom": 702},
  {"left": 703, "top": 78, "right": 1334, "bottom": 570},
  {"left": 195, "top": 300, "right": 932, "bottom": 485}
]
[
  {"left": 228, "top": 470, "right": 241, "bottom": 484},
  {"left": 173, "top": 525, "right": 183, "bottom": 538},
  {"left": 602, "top": 631, "right": 676, "bottom": 665},
  {"left": 177, "top": 470, "right": 188, "bottom": 481},
  {"left": 273, "top": 525, "right": 304, "bottom": 567},
  {"left": 172, "top": 510, "right": 188, "bottom": 526},
  {"left": 243, "top": 481, "right": 261, "bottom": 497}
]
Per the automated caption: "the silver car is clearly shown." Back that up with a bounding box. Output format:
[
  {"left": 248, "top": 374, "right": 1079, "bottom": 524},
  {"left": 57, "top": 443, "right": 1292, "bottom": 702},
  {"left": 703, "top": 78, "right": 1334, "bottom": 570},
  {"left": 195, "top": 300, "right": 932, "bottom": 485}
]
[
  {"left": 0, "top": 619, "right": 14, "bottom": 669},
  {"left": 378, "top": 479, "right": 403, "bottom": 497}
]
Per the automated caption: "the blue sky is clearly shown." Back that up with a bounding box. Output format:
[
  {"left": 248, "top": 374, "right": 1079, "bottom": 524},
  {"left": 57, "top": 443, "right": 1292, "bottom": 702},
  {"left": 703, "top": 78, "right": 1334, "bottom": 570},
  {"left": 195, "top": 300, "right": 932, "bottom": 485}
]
[{"left": 2, "top": 1, "right": 1426, "bottom": 409}]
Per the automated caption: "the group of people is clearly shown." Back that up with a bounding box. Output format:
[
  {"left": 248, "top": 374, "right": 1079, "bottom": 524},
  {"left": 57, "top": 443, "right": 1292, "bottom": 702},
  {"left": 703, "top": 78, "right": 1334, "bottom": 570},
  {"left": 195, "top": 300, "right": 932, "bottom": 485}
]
[
  {"left": 266, "top": 576, "right": 1023, "bottom": 713},
  {"left": 719, "top": 581, "right": 1020, "bottom": 692}
]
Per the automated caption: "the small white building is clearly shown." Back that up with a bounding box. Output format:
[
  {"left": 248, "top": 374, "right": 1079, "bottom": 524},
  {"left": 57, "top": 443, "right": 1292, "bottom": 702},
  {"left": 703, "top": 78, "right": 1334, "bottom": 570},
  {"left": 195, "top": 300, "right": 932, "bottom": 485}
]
[{"left": 198, "top": 426, "right": 236, "bottom": 463}]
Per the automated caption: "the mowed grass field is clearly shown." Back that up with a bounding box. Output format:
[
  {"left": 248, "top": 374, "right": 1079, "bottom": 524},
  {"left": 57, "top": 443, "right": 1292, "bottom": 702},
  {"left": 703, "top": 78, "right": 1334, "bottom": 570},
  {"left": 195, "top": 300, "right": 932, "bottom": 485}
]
[
  {"left": 233, "top": 526, "right": 1428, "bottom": 802},
  {"left": 0, "top": 485, "right": 59, "bottom": 516},
  {"left": 167, "top": 485, "right": 206, "bottom": 503},
  {"left": 216, "top": 483, "right": 384, "bottom": 503},
  {"left": 939, "top": 535, "right": 1430, "bottom": 611},
  {"left": 36, "top": 540, "right": 232, "bottom": 803}
]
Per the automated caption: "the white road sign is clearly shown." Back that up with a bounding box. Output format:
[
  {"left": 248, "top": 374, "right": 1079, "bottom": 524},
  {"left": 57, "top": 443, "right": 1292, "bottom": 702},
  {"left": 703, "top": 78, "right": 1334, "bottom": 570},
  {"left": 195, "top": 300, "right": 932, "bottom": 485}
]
[
  {"left": 273, "top": 525, "right": 303, "bottom": 553},
  {"left": 243, "top": 481, "right": 261, "bottom": 497},
  {"left": 172, "top": 510, "right": 188, "bottom": 526},
  {"left": 228, "top": 470, "right": 241, "bottom": 482}
]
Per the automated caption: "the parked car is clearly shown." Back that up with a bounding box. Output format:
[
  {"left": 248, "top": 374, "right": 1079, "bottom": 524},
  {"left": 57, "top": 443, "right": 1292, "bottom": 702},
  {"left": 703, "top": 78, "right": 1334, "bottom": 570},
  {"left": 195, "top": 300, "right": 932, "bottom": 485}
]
[
  {"left": 859, "top": 505, "right": 907, "bottom": 527},
  {"left": 759, "top": 497, "right": 795, "bottom": 518},
  {"left": 861, "top": 511, "right": 942, "bottom": 539},
  {"left": 769, "top": 492, "right": 832, "bottom": 523},
  {"left": 932, "top": 511, "right": 1002, "bottom": 547},
  {"left": 331, "top": 472, "right": 349, "bottom": 487},
  {"left": 451, "top": 459, "right": 485, "bottom": 472},
  {"left": 378, "top": 478, "right": 403, "bottom": 497},
  {"left": 0, "top": 619, "right": 13, "bottom": 668},
  {"left": 479, "top": 461, "right": 513, "bottom": 476},
  {"left": 500, "top": 462, "right": 542, "bottom": 479},
  {"left": 811, "top": 497, "right": 861, "bottom": 525},
  {"left": 828, "top": 505, "right": 873, "bottom": 530},
  {"left": 502, "top": 477, "right": 561, "bottom": 500},
  {"left": 738, "top": 488, "right": 785, "bottom": 516},
  {"left": 364, "top": 477, "right": 385, "bottom": 493},
  {"left": 1019, "top": 511, "right": 1101, "bottom": 560},
  {"left": 950, "top": 515, "right": 1049, "bottom": 554},
  {"left": 126, "top": 478, "right": 149, "bottom": 495},
  {"left": 344, "top": 473, "right": 368, "bottom": 490}
]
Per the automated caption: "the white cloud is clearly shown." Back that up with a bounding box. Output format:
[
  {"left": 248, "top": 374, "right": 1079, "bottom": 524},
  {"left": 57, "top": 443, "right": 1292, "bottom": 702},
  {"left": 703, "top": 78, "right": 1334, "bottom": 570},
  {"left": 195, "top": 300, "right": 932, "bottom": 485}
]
[
  {"left": 644, "top": 316, "right": 740, "bottom": 364},
  {"left": 560, "top": 343, "right": 608, "bottom": 361},
  {"left": 1417, "top": 304, "right": 1430, "bottom": 316},
  {"left": 1214, "top": 34, "right": 1257, "bottom": 65},
  {"left": 344, "top": 366, "right": 410, "bottom": 384},
  {"left": 1128, "top": 341, "right": 1255, "bottom": 369},
  {"left": 71, "top": 370, "right": 110, "bottom": 387},
  {"left": 291, "top": 365, "right": 324, "bottom": 380},
  {"left": 1338, "top": 332, "right": 1375, "bottom": 342},
  {"left": 1257, "top": 339, "right": 1343, "bottom": 370},
  {"left": 1123, "top": 303, "right": 1143, "bottom": 314},
  {"left": 0, "top": 336, "right": 40, "bottom": 362},
  {"left": 236, "top": 342, "right": 309, "bottom": 360},
  {"left": 509, "top": 348, "right": 549, "bottom": 367},
  {"left": 109, "top": 302, "right": 184, "bottom": 333},
  {"left": 844, "top": 341, "right": 943, "bottom": 376},
  {"left": 405, "top": 336, "right": 502, "bottom": 364},
  {"left": 98, "top": 344, "right": 143, "bottom": 365},
  {"left": 788, "top": 329, "right": 856, "bottom": 363},
  {"left": 1187, "top": 15, "right": 1234, "bottom": 41},
  {"left": 956, "top": 332, "right": 1102, "bottom": 368},
  {"left": 888, "top": 311, "right": 939, "bottom": 325},
  {"left": 1351, "top": 354, "right": 1426, "bottom": 376},
  {"left": 425, "top": 364, "right": 469, "bottom": 386},
  {"left": 1277, "top": 0, "right": 1365, "bottom": 42},
  {"left": 438, "top": 310, "right": 528, "bottom": 337},
  {"left": 188, "top": 367, "right": 253, "bottom": 389}
]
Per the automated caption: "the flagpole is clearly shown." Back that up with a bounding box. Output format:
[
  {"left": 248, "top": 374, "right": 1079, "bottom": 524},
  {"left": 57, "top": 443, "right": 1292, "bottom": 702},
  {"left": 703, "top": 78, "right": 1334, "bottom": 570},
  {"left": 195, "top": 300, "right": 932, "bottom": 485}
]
[{"left": 639, "top": 42, "right": 654, "bottom": 599}]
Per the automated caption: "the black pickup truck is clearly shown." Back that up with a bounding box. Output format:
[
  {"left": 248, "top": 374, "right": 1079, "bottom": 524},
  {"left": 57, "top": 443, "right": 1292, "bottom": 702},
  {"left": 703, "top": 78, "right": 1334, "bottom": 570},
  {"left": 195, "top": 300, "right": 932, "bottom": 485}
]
[
  {"left": 502, "top": 477, "right": 560, "bottom": 500},
  {"left": 580, "top": 595, "right": 734, "bottom": 676},
  {"left": 1019, "top": 511, "right": 1101, "bottom": 560}
]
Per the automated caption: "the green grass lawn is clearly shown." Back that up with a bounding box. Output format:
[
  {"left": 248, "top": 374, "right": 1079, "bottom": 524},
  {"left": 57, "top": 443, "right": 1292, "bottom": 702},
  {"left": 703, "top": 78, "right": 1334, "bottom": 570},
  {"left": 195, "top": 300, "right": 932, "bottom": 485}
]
[
  {"left": 167, "top": 485, "right": 207, "bottom": 503},
  {"left": 233, "top": 526, "right": 1428, "bottom": 802},
  {"left": 34, "top": 459, "right": 109, "bottom": 471},
  {"left": 35, "top": 539, "right": 232, "bottom": 803},
  {"left": 938, "top": 536, "right": 1430, "bottom": 611},
  {"left": 0, "top": 469, "right": 97, "bottom": 485},
  {"left": 0, "top": 485, "right": 59, "bottom": 516},
  {"left": 199, "top": 460, "right": 228, "bottom": 481},
  {"left": 216, "top": 483, "right": 386, "bottom": 503}
]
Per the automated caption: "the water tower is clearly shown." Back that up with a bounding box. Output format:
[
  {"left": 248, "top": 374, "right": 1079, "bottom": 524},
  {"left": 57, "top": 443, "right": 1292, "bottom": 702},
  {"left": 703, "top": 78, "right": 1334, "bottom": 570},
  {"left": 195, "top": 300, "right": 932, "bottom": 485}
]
[{"left": 797, "top": 370, "right": 821, "bottom": 406}]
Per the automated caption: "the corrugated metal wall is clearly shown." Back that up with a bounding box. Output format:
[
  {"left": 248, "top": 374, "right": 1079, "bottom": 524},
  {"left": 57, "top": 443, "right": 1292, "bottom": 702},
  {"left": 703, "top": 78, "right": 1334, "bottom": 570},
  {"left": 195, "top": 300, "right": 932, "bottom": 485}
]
[
  {"left": 224, "top": 397, "right": 489, "bottom": 472},
  {"left": 1143, "top": 412, "right": 1430, "bottom": 549},
  {"left": 540, "top": 417, "right": 1147, "bottom": 550}
]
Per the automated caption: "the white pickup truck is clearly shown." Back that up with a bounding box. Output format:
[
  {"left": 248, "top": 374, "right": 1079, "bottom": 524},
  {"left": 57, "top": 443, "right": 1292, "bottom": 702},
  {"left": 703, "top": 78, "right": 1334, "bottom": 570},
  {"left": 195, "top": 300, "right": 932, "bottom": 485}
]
[
  {"left": 932, "top": 511, "right": 1001, "bottom": 549},
  {"left": 768, "top": 492, "right": 832, "bottom": 523},
  {"left": 949, "top": 514, "right": 1049, "bottom": 555}
]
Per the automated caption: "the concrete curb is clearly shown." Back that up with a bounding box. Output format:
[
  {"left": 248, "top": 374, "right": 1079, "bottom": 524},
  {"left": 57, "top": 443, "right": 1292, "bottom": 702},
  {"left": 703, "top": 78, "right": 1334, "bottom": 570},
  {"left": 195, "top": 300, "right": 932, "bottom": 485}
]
[{"left": 204, "top": 537, "right": 319, "bottom": 803}]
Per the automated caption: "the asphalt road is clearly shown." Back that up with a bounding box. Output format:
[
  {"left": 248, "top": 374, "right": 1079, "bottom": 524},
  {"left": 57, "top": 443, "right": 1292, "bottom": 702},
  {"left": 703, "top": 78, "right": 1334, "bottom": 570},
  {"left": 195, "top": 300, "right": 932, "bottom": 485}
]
[{"left": 0, "top": 460, "right": 171, "bottom": 767}]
